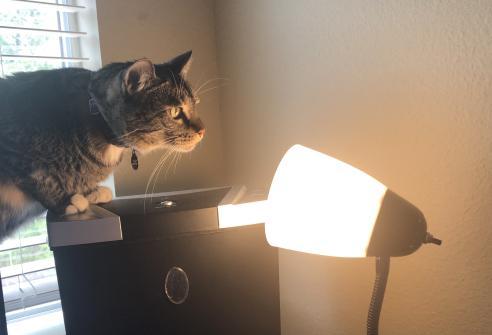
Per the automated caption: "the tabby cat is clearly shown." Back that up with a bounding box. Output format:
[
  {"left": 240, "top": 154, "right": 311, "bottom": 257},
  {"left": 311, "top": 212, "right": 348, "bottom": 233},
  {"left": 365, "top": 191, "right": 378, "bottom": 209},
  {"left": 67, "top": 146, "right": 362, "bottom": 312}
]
[{"left": 0, "top": 51, "right": 204, "bottom": 241}]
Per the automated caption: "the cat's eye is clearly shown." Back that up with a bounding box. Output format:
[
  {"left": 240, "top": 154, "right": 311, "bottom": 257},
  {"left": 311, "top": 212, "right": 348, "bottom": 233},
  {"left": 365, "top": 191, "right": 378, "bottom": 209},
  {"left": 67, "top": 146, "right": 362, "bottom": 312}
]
[{"left": 169, "top": 107, "right": 183, "bottom": 119}]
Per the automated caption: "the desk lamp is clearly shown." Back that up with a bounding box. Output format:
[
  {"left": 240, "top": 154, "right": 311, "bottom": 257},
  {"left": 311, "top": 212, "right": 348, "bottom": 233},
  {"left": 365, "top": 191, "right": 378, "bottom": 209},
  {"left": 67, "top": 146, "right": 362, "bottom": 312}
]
[{"left": 219, "top": 144, "right": 441, "bottom": 335}]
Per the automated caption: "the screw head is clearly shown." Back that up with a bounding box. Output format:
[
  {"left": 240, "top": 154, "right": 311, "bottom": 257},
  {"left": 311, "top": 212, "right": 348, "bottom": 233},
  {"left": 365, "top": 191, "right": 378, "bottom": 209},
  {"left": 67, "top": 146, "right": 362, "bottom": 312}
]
[{"left": 155, "top": 200, "right": 177, "bottom": 208}]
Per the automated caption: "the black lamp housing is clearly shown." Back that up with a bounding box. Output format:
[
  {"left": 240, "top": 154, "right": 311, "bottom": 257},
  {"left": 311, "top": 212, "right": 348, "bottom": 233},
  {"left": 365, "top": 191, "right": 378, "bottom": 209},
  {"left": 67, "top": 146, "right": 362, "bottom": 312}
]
[
  {"left": 367, "top": 190, "right": 441, "bottom": 257},
  {"left": 363, "top": 189, "right": 441, "bottom": 335}
]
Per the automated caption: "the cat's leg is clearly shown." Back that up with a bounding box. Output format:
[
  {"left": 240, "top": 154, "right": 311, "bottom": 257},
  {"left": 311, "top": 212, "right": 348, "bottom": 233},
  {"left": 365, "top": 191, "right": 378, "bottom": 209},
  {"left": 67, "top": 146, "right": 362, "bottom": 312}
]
[
  {"left": 22, "top": 170, "right": 108, "bottom": 215},
  {"left": 20, "top": 173, "right": 83, "bottom": 216},
  {"left": 86, "top": 186, "right": 113, "bottom": 204},
  {"left": 65, "top": 186, "right": 112, "bottom": 214},
  {"left": 65, "top": 194, "right": 90, "bottom": 215}
]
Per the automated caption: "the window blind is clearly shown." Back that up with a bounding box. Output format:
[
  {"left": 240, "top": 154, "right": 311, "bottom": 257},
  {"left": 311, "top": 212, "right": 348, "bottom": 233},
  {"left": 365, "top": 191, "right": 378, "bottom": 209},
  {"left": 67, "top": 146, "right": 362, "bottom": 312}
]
[{"left": 0, "top": 0, "right": 100, "bottom": 314}]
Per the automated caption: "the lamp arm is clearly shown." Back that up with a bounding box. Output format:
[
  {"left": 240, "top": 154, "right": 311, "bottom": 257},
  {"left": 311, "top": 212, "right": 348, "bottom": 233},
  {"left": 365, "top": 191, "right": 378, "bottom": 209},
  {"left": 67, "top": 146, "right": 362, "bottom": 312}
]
[{"left": 367, "top": 256, "right": 390, "bottom": 335}]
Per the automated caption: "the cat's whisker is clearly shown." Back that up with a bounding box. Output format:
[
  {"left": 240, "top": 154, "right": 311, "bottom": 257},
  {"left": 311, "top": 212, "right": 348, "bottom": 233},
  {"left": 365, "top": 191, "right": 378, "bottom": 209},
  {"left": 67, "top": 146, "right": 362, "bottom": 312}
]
[
  {"left": 172, "top": 152, "right": 181, "bottom": 174},
  {"left": 151, "top": 149, "right": 177, "bottom": 197},
  {"left": 195, "top": 81, "right": 226, "bottom": 96},
  {"left": 144, "top": 150, "right": 173, "bottom": 213},
  {"left": 147, "top": 151, "right": 174, "bottom": 207},
  {"left": 151, "top": 148, "right": 177, "bottom": 198},
  {"left": 170, "top": 152, "right": 178, "bottom": 175},
  {"left": 173, "top": 152, "right": 182, "bottom": 174},
  {"left": 194, "top": 77, "right": 229, "bottom": 95},
  {"left": 163, "top": 150, "right": 179, "bottom": 179},
  {"left": 150, "top": 152, "right": 170, "bottom": 174},
  {"left": 197, "top": 83, "right": 229, "bottom": 97},
  {"left": 162, "top": 151, "right": 176, "bottom": 180},
  {"left": 144, "top": 153, "right": 167, "bottom": 213},
  {"left": 193, "top": 69, "right": 207, "bottom": 94},
  {"left": 144, "top": 136, "right": 180, "bottom": 180}
]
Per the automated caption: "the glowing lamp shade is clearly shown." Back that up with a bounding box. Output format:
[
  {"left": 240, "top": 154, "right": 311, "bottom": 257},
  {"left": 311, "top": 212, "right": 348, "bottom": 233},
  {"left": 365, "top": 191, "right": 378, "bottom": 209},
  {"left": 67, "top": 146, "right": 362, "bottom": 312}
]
[
  {"left": 266, "top": 145, "right": 428, "bottom": 258},
  {"left": 257, "top": 145, "right": 437, "bottom": 335},
  {"left": 266, "top": 145, "right": 386, "bottom": 257}
]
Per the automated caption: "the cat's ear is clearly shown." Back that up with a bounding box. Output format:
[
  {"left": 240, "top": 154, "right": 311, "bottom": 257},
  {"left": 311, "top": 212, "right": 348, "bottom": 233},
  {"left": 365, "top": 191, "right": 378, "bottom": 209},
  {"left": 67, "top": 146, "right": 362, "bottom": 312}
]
[
  {"left": 124, "top": 59, "right": 156, "bottom": 94},
  {"left": 167, "top": 50, "right": 192, "bottom": 78}
]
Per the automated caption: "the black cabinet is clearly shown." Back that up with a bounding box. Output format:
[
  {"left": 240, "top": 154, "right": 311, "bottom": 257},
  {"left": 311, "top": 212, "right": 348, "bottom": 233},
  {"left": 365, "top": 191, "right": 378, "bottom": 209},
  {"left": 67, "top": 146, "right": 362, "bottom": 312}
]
[{"left": 48, "top": 188, "right": 280, "bottom": 335}]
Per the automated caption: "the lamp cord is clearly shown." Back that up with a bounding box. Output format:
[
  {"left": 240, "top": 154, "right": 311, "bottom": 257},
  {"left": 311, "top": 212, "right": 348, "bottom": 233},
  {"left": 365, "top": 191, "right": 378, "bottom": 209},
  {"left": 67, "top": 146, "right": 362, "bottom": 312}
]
[{"left": 367, "top": 256, "right": 390, "bottom": 335}]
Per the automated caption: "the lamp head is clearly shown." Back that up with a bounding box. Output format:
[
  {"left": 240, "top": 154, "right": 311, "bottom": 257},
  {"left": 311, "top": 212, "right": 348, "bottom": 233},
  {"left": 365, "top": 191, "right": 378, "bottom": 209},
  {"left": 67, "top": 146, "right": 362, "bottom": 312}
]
[{"left": 266, "top": 145, "right": 439, "bottom": 258}]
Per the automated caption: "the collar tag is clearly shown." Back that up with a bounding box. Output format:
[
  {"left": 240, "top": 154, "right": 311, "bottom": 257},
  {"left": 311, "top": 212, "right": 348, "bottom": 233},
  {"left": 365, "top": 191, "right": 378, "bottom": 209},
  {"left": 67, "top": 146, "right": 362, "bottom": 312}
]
[
  {"left": 89, "top": 97, "right": 100, "bottom": 115},
  {"left": 131, "top": 148, "right": 139, "bottom": 170}
]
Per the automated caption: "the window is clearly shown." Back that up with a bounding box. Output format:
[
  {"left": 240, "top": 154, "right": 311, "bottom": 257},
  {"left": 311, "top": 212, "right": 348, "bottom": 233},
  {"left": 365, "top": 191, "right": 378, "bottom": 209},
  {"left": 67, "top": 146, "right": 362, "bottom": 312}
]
[{"left": 0, "top": 0, "right": 102, "bottom": 322}]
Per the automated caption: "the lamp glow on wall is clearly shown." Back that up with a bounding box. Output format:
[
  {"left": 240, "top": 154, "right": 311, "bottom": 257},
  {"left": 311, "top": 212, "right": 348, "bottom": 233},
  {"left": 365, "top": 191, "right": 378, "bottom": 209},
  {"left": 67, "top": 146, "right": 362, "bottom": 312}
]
[{"left": 218, "top": 144, "right": 441, "bottom": 335}]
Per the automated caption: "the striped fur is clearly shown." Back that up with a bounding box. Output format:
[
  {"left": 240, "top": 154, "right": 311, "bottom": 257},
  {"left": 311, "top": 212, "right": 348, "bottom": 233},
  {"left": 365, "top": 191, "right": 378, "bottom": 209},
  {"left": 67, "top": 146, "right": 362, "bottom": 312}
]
[{"left": 0, "top": 51, "right": 204, "bottom": 241}]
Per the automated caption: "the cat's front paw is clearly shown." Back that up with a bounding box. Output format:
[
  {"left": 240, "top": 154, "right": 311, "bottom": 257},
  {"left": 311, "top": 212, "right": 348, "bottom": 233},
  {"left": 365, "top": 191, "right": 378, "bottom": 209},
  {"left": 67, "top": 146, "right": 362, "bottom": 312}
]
[
  {"left": 86, "top": 186, "right": 113, "bottom": 204},
  {"left": 65, "top": 194, "right": 89, "bottom": 215}
]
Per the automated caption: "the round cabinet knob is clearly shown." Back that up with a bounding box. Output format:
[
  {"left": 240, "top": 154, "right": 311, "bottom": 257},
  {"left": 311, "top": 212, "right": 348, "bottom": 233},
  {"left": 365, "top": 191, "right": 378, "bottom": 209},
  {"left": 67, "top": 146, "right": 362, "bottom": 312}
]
[{"left": 164, "top": 266, "right": 189, "bottom": 304}]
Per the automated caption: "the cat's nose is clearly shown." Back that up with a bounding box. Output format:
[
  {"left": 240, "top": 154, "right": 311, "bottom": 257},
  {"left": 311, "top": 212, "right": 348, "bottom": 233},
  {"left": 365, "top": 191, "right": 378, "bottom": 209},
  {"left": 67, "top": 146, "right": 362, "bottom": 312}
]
[{"left": 197, "top": 129, "right": 205, "bottom": 138}]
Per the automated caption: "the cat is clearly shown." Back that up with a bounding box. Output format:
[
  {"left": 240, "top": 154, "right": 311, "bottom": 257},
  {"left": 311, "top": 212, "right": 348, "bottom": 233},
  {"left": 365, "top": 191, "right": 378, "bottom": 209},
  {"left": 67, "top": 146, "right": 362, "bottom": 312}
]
[{"left": 0, "top": 50, "right": 204, "bottom": 241}]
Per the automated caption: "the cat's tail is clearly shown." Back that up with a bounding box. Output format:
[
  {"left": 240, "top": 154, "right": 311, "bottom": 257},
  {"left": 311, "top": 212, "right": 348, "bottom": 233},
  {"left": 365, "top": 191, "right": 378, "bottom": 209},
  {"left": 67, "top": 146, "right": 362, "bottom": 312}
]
[{"left": 0, "top": 198, "right": 46, "bottom": 243}]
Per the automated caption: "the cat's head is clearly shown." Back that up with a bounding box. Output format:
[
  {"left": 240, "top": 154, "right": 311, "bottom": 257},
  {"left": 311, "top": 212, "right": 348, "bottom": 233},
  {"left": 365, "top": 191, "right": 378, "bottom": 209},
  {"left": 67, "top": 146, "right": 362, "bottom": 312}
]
[{"left": 90, "top": 51, "right": 204, "bottom": 153}]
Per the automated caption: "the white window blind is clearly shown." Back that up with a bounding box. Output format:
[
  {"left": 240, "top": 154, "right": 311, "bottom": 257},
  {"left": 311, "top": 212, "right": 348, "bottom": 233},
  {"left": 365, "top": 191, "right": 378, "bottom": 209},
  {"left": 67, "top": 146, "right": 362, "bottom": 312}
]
[{"left": 0, "top": 0, "right": 102, "bottom": 316}]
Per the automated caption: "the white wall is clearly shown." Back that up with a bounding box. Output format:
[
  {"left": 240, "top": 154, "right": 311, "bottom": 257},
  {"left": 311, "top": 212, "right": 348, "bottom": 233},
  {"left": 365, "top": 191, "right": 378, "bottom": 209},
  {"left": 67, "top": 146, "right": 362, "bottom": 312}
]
[
  {"left": 94, "top": 1, "right": 492, "bottom": 333},
  {"left": 96, "top": 0, "right": 225, "bottom": 195},
  {"left": 215, "top": 1, "right": 492, "bottom": 334}
]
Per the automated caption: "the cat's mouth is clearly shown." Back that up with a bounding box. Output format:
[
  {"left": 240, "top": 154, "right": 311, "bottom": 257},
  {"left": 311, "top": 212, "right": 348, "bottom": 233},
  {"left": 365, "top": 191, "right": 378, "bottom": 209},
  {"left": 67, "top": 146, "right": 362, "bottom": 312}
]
[
  {"left": 169, "top": 131, "right": 204, "bottom": 153},
  {"left": 173, "top": 144, "right": 197, "bottom": 153},
  {"left": 132, "top": 139, "right": 200, "bottom": 154}
]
